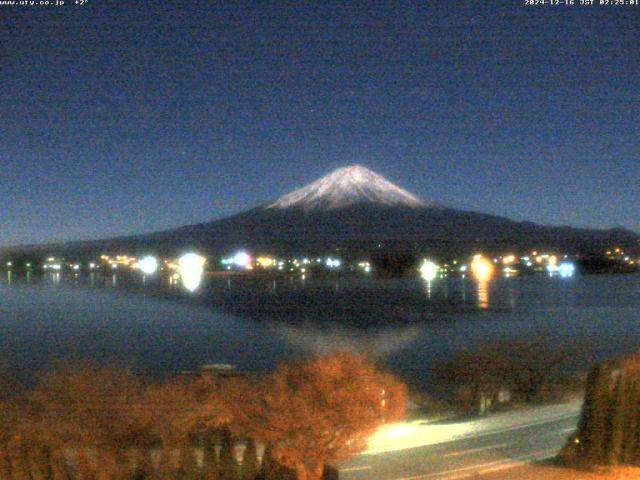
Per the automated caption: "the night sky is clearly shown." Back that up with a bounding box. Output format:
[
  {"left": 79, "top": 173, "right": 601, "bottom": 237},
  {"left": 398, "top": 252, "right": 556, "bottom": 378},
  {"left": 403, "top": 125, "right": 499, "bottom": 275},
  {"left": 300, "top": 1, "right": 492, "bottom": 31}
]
[{"left": 1, "top": 1, "right": 638, "bottom": 246}]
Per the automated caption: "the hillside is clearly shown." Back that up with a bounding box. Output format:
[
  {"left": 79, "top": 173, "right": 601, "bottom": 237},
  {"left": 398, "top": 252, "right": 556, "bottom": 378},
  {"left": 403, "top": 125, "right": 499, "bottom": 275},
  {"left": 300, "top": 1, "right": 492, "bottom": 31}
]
[{"left": 1, "top": 165, "right": 637, "bottom": 258}]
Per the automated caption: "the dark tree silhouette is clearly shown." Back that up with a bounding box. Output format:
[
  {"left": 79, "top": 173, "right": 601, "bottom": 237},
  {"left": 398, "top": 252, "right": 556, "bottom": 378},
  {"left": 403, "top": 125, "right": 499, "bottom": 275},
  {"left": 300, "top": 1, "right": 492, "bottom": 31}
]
[
  {"left": 433, "top": 340, "right": 579, "bottom": 414},
  {"left": 219, "top": 427, "right": 239, "bottom": 480},
  {"left": 202, "top": 429, "right": 220, "bottom": 480},
  {"left": 241, "top": 438, "right": 259, "bottom": 480},
  {"left": 562, "top": 351, "right": 640, "bottom": 466}
]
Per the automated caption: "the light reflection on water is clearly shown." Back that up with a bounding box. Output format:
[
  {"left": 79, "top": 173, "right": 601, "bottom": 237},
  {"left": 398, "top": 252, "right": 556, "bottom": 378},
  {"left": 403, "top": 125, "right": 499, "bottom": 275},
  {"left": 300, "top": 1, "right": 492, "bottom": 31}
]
[
  {"left": 277, "top": 321, "right": 421, "bottom": 358},
  {"left": 477, "top": 281, "right": 490, "bottom": 309},
  {"left": 424, "top": 281, "right": 433, "bottom": 300},
  {"left": 0, "top": 272, "right": 638, "bottom": 390}
]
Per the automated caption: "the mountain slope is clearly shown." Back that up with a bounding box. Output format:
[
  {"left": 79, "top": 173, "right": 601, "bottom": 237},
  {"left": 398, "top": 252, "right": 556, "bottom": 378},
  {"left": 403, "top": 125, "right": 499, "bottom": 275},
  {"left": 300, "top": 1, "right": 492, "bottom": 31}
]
[
  {"left": 2, "top": 166, "right": 638, "bottom": 258},
  {"left": 268, "top": 165, "right": 426, "bottom": 211},
  {"left": 154, "top": 204, "right": 638, "bottom": 256}
]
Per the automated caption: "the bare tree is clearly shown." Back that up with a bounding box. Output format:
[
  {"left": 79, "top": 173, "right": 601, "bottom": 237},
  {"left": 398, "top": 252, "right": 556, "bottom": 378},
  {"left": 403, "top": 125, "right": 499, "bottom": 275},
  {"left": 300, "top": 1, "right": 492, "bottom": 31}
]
[
  {"left": 227, "top": 353, "right": 407, "bottom": 480},
  {"left": 141, "top": 375, "right": 231, "bottom": 479},
  {"left": 25, "top": 364, "right": 150, "bottom": 480},
  {"left": 433, "top": 340, "right": 578, "bottom": 414}
]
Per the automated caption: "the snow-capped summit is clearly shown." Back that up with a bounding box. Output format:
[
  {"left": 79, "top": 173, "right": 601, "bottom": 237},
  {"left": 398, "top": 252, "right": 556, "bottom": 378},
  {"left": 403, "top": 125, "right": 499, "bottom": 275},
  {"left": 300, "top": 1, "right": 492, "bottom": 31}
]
[{"left": 268, "top": 165, "right": 426, "bottom": 211}]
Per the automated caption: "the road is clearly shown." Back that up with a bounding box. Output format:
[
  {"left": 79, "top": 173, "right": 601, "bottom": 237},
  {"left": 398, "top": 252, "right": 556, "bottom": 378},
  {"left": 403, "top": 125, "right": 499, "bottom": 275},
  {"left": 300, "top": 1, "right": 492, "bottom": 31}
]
[{"left": 340, "top": 403, "right": 581, "bottom": 480}]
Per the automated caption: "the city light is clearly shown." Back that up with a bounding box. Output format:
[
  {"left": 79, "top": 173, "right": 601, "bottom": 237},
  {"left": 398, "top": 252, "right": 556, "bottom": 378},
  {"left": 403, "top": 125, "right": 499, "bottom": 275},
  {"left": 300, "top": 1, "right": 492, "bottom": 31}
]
[
  {"left": 178, "top": 253, "right": 206, "bottom": 292},
  {"left": 326, "top": 258, "right": 341, "bottom": 268},
  {"left": 502, "top": 255, "right": 516, "bottom": 265},
  {"left": 102, "top": 254, "right": 137, "bottom": 268},
  {"left": 358, "top": 261, "right": 372, "bottom": 274},
  {"left": 137, "top": 256, "right": 159, "bottom": 275},
  {"left": 232, "top": 251, "right": 252, "bottom": 269},
  {"left": 419, "top": 260, "right": 439, "bottom": 283},
  {"left": 559, "top": 262, "right": 576, "bottom": 278},
  {"left": 503, "top": 267, "right": 518, "bottom": 277},
  {"left": 256, "top": 256, "right": 275, "bottom": 268},
  {"left": 471, "top": 255, "right": 494, "bottom": 282}
]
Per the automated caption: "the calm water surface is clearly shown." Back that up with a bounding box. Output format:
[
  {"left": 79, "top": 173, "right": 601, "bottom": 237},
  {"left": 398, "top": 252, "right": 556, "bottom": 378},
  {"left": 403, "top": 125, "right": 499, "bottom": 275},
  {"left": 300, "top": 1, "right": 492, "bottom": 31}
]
[{"left": 1, "top": 271, "right": 639, "bottom": 389}]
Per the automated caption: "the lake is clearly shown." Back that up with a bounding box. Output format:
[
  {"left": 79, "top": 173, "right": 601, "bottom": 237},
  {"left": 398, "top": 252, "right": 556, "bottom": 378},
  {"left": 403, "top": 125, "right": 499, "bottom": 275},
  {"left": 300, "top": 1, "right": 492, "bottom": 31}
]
[{"left": 1, "top": 271, "right": 639, "bottom": 390}]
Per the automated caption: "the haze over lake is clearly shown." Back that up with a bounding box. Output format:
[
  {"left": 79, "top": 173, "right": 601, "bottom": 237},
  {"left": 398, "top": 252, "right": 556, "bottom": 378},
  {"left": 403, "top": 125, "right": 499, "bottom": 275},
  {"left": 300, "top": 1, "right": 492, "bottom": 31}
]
[{"left": 1, "top": 272, "right": 639, "bottom": 389}]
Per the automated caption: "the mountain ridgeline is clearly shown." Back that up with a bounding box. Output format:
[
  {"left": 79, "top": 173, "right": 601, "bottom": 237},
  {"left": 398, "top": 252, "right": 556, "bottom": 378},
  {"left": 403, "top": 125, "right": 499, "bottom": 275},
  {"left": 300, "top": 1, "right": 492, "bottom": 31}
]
[{"left": 4, "top": 165, "right": 638, "bottom": 259}]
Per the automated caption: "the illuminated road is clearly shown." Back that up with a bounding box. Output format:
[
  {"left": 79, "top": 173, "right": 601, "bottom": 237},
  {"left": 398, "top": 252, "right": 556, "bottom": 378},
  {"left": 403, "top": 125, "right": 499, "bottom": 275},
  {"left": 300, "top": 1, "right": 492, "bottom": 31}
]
[{"left": 340, "top": 404, "right": 581, "bottom": 480}]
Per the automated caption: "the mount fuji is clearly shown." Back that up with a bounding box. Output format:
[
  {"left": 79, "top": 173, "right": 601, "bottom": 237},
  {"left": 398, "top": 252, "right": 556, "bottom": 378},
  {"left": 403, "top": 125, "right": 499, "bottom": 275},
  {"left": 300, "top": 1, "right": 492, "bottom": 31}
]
[
  {"left": 268, "top": 165, "right": 426, "bottom": 211},
  {"left": 5, "top": 165, "right": 638, "bottom": 258}
]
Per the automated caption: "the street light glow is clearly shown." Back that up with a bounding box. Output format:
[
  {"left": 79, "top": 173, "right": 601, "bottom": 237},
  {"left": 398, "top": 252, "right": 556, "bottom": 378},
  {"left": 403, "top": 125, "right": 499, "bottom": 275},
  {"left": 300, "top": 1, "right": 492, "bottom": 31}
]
[
  {"left": 326, "top": 258, "right": 341, "bottom": 268},
  {"left": 559, "top": 262, "right": 576, "bottom": 278},
  {"left": 138, "top": 256, "right": 159, "bottom": 275},
  {"left": 256, "top": 256, "right": 275, "bottom": 268},
  {"left": 471, "top": 255, "right": 494, "bottom": 282},
  {"left": 419, "top": 260, "right": 439, "bottom": 282},
  {"left": 232, "top": 251, "right": 251, "bottom": 268},
  {"left": 178, "top": 253, "right": 206, "bottom": 292}
]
